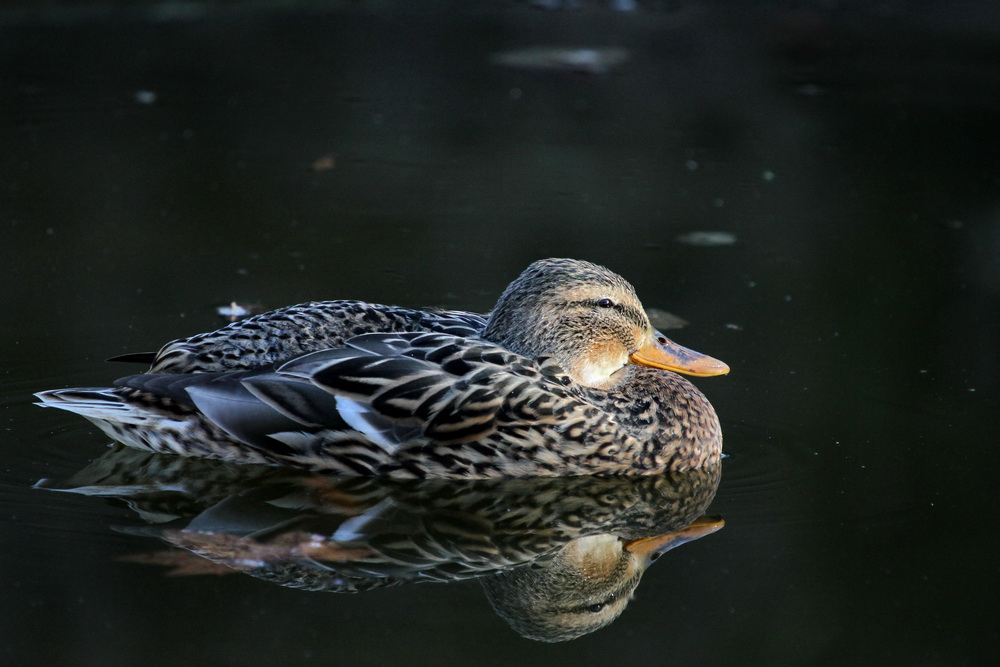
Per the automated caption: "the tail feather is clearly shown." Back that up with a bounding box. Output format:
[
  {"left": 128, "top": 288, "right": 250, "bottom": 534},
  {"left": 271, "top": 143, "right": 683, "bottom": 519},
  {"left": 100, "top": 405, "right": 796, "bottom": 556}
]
[
  {"left": 35, "top": 388, "right": 150, "bottom": 424},
  {"left": 35, "top": 387, "right": 274, "bottom": 464}
]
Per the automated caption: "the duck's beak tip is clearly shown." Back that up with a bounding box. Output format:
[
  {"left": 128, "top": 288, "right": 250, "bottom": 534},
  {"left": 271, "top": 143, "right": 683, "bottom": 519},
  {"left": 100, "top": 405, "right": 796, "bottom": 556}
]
[{"left": 700, "top": 359, "right": 731, "bottom": 377}]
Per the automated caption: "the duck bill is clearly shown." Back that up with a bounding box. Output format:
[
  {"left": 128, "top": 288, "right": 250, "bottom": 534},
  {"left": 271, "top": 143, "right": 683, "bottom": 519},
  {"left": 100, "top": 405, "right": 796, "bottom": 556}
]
[
  {"left": 629, "top": 331, "right": 730, "bottom": 377},
  {"left": 623, "top": 516, "right": 725, "bottom": 566}
]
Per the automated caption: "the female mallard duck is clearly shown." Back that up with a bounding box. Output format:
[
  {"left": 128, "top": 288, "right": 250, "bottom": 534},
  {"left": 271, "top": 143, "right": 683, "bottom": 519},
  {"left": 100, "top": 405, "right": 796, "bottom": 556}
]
[{"left": 35, "top": 258, "right": 728, "bottom": 478}]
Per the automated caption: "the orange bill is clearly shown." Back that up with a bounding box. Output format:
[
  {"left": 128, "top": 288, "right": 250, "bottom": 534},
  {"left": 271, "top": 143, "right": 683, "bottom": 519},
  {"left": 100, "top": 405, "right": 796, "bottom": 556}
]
[
  {"left": 629, "top": 330, "right": 730, "bottom": 377},
  {"left": 623, "top": 515, "right": 725, "bottom": 565}
]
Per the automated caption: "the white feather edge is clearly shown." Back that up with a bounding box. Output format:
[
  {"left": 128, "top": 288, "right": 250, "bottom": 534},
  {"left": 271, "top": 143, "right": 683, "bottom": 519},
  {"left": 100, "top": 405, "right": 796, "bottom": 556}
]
[{"left": 333, "top": 396, "right": 398, "bottom": 450}]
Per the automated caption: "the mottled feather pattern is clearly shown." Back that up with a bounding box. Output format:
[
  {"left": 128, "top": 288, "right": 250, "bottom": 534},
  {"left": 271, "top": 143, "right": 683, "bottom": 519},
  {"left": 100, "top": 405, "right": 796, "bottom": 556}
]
[
  {"left": 36, "top": 259, "right": 726, "bottom": 478},
  {"left": 40, "top": 387, "right": 275, "bottom": 464},
  {"left": 44, "top": 329, "right": 719, "bottom": 478},
  {"left": 149, "top": 301, "right": 487, "bottom": 374},
  {"left": 216, "top": 331, "right": 720, "bottom": 479},
  {"left": 307, "top": 333, "right": 584, "bottom": 446}
]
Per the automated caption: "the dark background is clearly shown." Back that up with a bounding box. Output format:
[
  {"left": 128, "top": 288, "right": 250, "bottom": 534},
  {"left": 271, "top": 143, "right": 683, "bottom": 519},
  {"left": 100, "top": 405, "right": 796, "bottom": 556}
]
[{"left": 2, "top": 2, "right": 998, "bottom": 664}]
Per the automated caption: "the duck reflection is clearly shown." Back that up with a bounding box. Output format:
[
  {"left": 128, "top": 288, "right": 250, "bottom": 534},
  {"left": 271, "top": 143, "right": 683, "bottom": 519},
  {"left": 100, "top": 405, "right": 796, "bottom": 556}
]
[{"left": 38, "top": 446, "right": 723, "bottom": 642}]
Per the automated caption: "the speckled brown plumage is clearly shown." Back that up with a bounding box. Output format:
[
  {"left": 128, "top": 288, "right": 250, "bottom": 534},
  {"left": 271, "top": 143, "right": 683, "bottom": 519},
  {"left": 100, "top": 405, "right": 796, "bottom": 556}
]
[
  {"left": 148, "top": 300, "right": 487, "bottom": 374},
  {"left": 132, "top": 258, "right": 727, "bottom": 388},
  {"left": 38, "top": 331, "right": 721, "bottom": 478},
  {"left": 36, "top": 258, "right": 727, "bottom": 478}
]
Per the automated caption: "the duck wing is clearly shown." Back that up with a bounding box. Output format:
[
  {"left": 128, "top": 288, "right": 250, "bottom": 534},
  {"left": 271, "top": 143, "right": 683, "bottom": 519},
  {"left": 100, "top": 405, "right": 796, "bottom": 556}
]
[
  {"left": 119, "top": 332, "right": 529, "bottom": 455},
  {"left": 111, "top": 369, "right": 342, "bottom": 452},
  {"left": 282, "top": 333, "right": 639, "bottom": 478},
  {"left": 270, "top": 333, "right": 542, "bottom": 447},
  {"left": 72, "top": 332, "right": 635, "bottom": 477}
]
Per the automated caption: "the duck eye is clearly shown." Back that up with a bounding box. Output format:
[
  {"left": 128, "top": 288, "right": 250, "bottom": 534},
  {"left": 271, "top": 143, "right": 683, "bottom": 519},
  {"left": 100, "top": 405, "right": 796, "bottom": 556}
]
[
  {"left": 587, "top": 603, "right": 606, "bottom": 613},
  {"left": 597, "top": 298, "right": 615, "bottom": 308}
]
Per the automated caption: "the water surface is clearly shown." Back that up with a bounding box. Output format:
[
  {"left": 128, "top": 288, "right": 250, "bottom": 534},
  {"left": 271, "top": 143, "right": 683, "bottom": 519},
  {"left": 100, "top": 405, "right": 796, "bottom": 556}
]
[{"left": 3, "top": 2, "right": 997, "bottom": 665}]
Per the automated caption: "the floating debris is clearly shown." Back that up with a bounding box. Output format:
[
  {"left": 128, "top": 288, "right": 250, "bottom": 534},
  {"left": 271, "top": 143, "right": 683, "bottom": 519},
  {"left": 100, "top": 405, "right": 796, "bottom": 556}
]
[
  {"left": 492, "top": 47, "right": 630, "bottom": 75},
  {"left": 311, "top": 154, "right": 336, "bottom": 173},
  {"left": 134, "top": 90, "right": 157, "bottom": 105},
  {"left": 676, "top": 231, "right": 737, "bottom": 247},
  {"left": 646, "top": 308, "right": 689, "bottom": 330},
  {"left": 217, "top": 302, "right": 264, "bottom": 322}
]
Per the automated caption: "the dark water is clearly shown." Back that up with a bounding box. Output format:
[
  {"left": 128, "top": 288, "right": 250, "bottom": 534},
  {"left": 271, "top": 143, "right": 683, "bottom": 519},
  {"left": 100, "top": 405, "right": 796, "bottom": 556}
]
[{"left": 3, "top": 2, "right": 998, "bottom": 664}]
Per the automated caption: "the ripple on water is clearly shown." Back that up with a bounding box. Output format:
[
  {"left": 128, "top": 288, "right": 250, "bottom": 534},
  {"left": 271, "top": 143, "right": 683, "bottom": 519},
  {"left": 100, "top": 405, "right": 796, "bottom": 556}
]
[
  {"left": 712, "top": 419, "right": 825, "bottom": 527},
  {"left": 5, "top": 383, "right": 124, "bottom": 553},
  {"left": 23, "top": 409, "right": 112, "bottom": 471}
]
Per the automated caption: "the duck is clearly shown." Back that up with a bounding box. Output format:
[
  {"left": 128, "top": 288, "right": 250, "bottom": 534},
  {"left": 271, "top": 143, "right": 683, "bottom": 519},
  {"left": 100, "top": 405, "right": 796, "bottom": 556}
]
[{"left": 35, "top": 258, "right": 729, "bottom": 478}]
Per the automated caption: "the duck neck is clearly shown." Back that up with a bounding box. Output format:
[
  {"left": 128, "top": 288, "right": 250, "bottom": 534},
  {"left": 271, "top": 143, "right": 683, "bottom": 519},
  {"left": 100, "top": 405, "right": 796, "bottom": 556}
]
[{"left": 482, "top": 308, "right": 558, "bottom": 358}]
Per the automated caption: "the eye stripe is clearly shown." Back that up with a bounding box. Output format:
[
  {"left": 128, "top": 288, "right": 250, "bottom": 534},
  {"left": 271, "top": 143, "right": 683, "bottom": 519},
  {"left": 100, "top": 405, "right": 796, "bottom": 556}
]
[{"left": 566, "top": 299, "right": 647, "bottom": 326}]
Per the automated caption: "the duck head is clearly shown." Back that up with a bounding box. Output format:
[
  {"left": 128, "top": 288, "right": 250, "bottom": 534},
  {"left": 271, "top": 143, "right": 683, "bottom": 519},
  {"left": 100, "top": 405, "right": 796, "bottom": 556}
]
[{"left": 482, "top": 258, "right": 729, "bottom": 389}]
